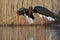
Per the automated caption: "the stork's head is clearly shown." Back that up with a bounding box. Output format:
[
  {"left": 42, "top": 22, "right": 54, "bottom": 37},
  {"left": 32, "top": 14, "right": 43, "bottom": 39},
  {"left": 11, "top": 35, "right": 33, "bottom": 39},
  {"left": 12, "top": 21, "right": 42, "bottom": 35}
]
[{"left": 17, "top": 8, "right": 27, "bottom": 16}]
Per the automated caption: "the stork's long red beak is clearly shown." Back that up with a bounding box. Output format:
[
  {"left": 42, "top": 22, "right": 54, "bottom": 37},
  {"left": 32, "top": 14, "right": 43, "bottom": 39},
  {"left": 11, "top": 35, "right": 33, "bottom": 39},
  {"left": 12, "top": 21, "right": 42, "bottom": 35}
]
[
  {"left": 28, "top": 9, "right": 31, "bottom": 17},
  {"left": 28, "top": 6, "right": 33, "bottom": 17},
  {"left": 16, "top": 14, "right": 19, "bottom": 24},
  {"left": 16, "top": 14, "right": 19, "bottom": 19},
  {"left": 16, "top": 13, "right": 19, "bottom": 16}
]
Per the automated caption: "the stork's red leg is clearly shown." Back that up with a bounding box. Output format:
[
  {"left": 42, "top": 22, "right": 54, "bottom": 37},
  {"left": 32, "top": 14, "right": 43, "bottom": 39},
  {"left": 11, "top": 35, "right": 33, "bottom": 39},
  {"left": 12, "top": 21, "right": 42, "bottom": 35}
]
[
  {"left": 39, "top": 17, "right": 46, "bottom": 40},
  {"left": 38, "top": 26, "right": 46, "bottom": 40},
  {"left": 40, "top": 17, "right": 46, "bottom": 25},
  {"left": 16, "top": 14, "right": 20, "bottom": 24}
]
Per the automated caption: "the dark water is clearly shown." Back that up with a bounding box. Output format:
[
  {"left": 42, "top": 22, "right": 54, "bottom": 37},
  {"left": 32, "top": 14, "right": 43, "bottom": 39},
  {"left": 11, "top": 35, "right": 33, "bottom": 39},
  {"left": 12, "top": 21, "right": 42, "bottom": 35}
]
[{"left": 0, "top": 26, "right": 60, "bottom": 40}]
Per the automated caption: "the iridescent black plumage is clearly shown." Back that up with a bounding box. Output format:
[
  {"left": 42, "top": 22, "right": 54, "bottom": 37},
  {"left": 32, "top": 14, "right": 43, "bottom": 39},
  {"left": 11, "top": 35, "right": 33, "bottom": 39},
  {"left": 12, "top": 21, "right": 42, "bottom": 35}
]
[
  {"left": 33, "top": 6, "right": 56, "bottom": 18},
  {"left": 17, "top": 7, "right": 34, "bottom": 20},
  {"left": 33, "top": 6, "right": 60, "bottom": 23}
]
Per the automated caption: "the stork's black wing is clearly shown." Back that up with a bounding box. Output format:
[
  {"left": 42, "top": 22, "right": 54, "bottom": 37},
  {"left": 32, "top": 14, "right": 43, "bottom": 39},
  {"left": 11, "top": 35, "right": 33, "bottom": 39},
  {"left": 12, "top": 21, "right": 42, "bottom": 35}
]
[
  {"left": 33, "top": 6, "right": 60, "bottom": 23},
  {"left": 33, "top": 6, "right": 56, "bottom": 18}
]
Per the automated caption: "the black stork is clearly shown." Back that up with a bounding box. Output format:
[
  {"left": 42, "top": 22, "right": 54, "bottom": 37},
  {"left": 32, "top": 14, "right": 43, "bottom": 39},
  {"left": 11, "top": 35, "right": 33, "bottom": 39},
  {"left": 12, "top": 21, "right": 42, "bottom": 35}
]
[
  {"left": 32, "top": 6, "right": 60, "bottom": 24},
  {"left": 17, "top": 6, "right": 60, "bottom": 24},
  {"left": 17, "top": 7, "right": 34, "bottom": 24}
]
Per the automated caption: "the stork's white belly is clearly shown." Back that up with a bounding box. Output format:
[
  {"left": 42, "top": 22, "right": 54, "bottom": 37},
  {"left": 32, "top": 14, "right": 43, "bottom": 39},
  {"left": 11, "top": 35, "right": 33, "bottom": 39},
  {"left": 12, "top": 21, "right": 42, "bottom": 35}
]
[
  {"left": 24, "top": 14, "right": 33, "bottom": 24},
  {"left": 38, "top": 13, "right": 55, "bottom": 21},
  {"left": 44, "top": 16, "right": 55, "bottom": 21}
]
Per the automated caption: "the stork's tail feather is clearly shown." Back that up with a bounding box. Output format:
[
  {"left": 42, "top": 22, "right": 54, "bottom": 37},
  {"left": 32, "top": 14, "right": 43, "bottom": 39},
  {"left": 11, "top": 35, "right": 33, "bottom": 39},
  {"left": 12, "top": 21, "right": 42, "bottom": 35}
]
[
  {"left": 59, "top": 11, "right": 60, "bottom": 14},
  {"left": 48, "top": 11, "right": 60, "bottom": 24},
  {"left": 53, "top": 15, "right": 60, "bottom": 24}
]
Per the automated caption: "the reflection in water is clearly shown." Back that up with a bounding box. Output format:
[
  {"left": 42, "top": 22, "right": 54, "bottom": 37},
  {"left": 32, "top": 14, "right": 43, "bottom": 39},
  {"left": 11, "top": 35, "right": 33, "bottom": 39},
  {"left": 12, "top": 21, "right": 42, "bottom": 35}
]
[
  {"left": 29, "top": 36, "right": 34, "bottom": 40},
  {"left": 0, "top": 26, "right": 60, "bottom": 40},
  {"left": 45, "top": 30, "right": 60, "bottom": 40}
]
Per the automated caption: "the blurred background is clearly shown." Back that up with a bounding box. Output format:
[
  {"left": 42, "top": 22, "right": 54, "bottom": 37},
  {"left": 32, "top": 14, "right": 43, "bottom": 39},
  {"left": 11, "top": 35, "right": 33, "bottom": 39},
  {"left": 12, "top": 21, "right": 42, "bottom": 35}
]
[{"left": 0, "top": 0, "right": 60, "bottom": 40}]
